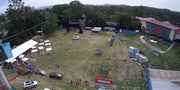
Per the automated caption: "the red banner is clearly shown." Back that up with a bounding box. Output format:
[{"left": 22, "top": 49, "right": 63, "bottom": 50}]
[
  {"left": 95, "top": 78, "right": 113, "bottom": 85},
  {"left": 0, "top": 74, "right": 20, "bottom": 88},
  {"left": 8, "top": 74, "right": 20, "bottom": 82}
]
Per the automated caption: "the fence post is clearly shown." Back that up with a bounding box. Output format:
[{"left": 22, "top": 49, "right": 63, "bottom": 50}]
[{"left": 146, "top": 66, "right": 152, "bottom": 90}]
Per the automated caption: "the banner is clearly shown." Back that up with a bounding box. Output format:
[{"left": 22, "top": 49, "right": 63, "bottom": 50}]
[
  {"left": 2, "top": 42, "right": 13, "bottom": 59},
  {"left": 95, "top": 78, "right": 113, "bottom": 85}
]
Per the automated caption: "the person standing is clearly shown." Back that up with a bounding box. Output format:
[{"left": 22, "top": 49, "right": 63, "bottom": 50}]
[
  {"left": 76, "top": 81, "right": 79, "bottom": 87},
  {"left": 70, "top": 78, "right": 73, "bottom": 85}
]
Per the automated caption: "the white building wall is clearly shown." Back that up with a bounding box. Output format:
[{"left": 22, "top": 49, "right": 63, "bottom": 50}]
[
  {"left": 169, "top": 30, "right": 175, "bottom": 41},
  {"left": 140, "top": 21, "right": 147, "bottom": 29},
  {"left": 175, "top": 34, "right": 180, "bottom": 40}
]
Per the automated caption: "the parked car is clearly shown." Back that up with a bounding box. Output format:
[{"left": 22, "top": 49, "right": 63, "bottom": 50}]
[
  {"left": 22, "top": 81, "right": 38, "bottom": 90},
  {"left": 35, "top": 69, "right": 46, "bottom": 76},
  {"left": 49, "top": 72, "right": 63, "bottom": 80},
  {"left": 72, "top": 36, "right": 80, "bottom": 40}
]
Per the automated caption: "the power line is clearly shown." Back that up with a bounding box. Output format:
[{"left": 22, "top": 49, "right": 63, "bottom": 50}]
[{"left": 2, "top": 20, "right": 48, "bottom": 41}]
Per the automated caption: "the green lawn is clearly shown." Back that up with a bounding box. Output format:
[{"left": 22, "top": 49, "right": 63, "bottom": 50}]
[{"left": 3, "top": 31, "right": 180, "bottom": 90}]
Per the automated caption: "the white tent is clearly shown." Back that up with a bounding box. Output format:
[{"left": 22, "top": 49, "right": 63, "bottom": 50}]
[
  {"left": 31, "top": 49, "right": 38, "bottom": 53},
  {"left": 92, "top": 27, "right": 102, "bottom": 32},
  {"left": 5, "top": 39, "right": 38, "bottom": 63},
  {"left": 46, "top": 47, "right": 52, "bottom": 53},
  {"left": 44, "top": 40, "right": 50, "bottom": 43},
  {"left": 21, "top": 57, "right": 29, "bottom": 62},
  {"left": 91, "top": 27, "right": 102, "bottom": 35},
  {"left": 45, "top": 43, "right": 51, "bottom": 46}
]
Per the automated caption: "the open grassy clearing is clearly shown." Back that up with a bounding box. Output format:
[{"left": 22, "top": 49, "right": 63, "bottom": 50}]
[{"left": 3, "top": 31, "right": 180, "bottom": 90}]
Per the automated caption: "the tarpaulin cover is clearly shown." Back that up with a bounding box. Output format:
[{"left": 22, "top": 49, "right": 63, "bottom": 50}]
[
  {"left": 122, "top": 30, "right": 137, "bottom": 34},
  {"left": 119, "top": 38, "right": 124, "bottom": 42},
  {"left": 26, "top": 64, "right": 36, "bottom": 70},
  {"left": 96, "top": 48, "right": 102, "bottom": 52}
]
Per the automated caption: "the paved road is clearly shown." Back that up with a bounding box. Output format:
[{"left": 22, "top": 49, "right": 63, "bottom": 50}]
[{"left": 140, "top": 36, "right": 175, "bottom": 54}]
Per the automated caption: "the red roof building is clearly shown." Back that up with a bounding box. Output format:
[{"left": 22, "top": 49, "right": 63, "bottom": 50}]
[{"left": 136, "top": 17, "right": 180, "bottom": 41}]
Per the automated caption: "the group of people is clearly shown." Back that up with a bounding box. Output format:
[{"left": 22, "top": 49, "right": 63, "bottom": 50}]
[{"left": 70, "top": 78, "right": 88, "bottom": 87}]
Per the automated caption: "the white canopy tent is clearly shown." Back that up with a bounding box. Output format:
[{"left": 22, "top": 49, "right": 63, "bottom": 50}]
[
  {"left": 5, "top": 39, "right": 38, "bottom": 63},
  {"left": 21, "top": 57, "right": 29, "bottom": 62},
  {"left": 31, "top": 46, "right": 36, "bottom": 49},
  {"left": 31, "top": 49, "right": 38, "bottom": 53},
  {"left": 92, "top": 27, "right": 102, "bottom": 32},
  {"left": 91, "top": 27, "right": 102, "bottom": 35},
  {"left": 9, "top": 59, "right": 17, "bottom": 63},
  {"left": 45, "top": 43, "right": 51, "bottom": 46},
  {"left": 44, "top": 40, "right": 50, "bottom": 43},
  {"left": 46, "top": 47, "right": 52, "bottom": 53},
  {"left": 39, "top": 42, "right": 44, "bottom": 46},
  {"left": 18, "top": 54, "right": 25, "bottom": 59},
  {"left": 38, "top": 46, "right": 44, "bottom": 50}
]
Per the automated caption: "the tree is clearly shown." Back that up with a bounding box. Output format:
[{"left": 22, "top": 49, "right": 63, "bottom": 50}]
[
  {"left": 84, "top": 5, "right": 107, "bottom": 27},
  {"left": 0, "top": 14, "right": 5, "bottom": 23},
  {"left": 0, "top": 14, "right": 6, "bottom": 30},
  {"left": 42, "top": 13, "right": 59, "bottom": 34},
  {"left": 107, "top": 7, "right": 115, "bottom": 20},
  {"left": 51, "top": 4, "right": 70, "bottom": 25},
  {"left": 51, "top": 4, "right": 70, "bottom": 16},
  {"left": 25, "top": 10, "right": 45, "bottom": 36},
  {"left": 115, "top": 11, "right": 138, "bottom": 30},
  {"left": 59, "top": 1, "right": 84, "bottom": 27},
  {"left": 69, "top": 1, "right": 84, "bottom": 20},
  {"left": 5, "top": 0, "right": 33, "bottom": 45}
]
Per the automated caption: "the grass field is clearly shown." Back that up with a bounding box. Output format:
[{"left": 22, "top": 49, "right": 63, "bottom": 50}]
[{"left": 2, "top": 30, "right": 180, "bottom": 90}]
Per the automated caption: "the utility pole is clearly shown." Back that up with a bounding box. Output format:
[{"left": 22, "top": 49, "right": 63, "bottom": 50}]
[{"left": 0, "top": 66, "right": 12, "bottom": 89}]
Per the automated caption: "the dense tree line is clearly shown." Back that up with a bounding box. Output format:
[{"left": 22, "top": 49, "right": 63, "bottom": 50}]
[
  {"left": 1, "top": 0, "right": 180, "bottom": 45},
  {"left": 106, "top": 5, "right": 180, "bottom": 26},
  {"left": 50, "top": 1, "right": 180, "bottom": 29}
]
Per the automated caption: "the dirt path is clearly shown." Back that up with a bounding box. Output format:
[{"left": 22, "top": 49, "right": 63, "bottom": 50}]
[{"left": 140, "top": 36, "right": 175, "bottom": 53}]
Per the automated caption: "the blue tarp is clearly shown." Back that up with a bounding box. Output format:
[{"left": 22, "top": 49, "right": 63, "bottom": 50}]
[
  {"left": 146, "top": 66, "right": 152, "bottom": 90},
  {"left": 122, "top": 30, "right": 127, "bottom": 33},
  {"left": 99, "top": 29, "right": 101, "bottom": 33},
  {"left": 130, "top": 49, "right": 135, "bottom": 58},
  {"left": 9, "top": 87, "right": 17, "bottom": 90},
  {"left": 119, "top": 38, "right": 124, "bottom": 42},
  {"left": 122, "top": 30, "right": 137, "bottom": 34},
  {"left": 144, "top": 48, "right": 159, "bottom": 56}
]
